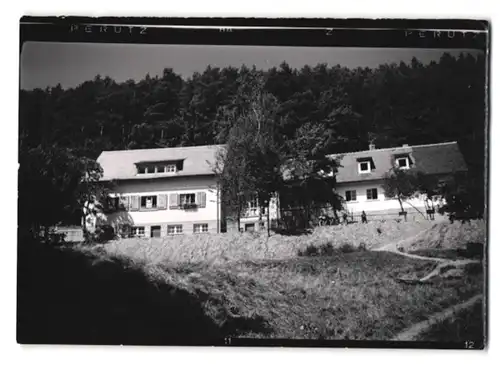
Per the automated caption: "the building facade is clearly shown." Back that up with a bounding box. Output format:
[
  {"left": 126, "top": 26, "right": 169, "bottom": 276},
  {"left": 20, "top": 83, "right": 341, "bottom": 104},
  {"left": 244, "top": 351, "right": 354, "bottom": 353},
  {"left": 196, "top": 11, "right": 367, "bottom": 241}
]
[
  {"left": 95, "top": 144, "right": 276, "bottom": 237},
  {"left": 94, "top": 141, "right": 467, "bottom": 237},
  {"left": 95, "top": 145, "right": 225, "bottom": 237},
  {"left": 330, "top": 141, "right": 468, "bottom": 218}
]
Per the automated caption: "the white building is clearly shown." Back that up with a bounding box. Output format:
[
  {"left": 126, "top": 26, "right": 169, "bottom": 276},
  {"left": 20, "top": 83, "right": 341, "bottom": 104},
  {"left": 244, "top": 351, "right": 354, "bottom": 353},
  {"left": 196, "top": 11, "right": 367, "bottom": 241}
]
[
  {"left": 329, "top": 141, "right": 468, "bottom": 218},
  {"left": 95, "top": 141, "right": 467, "bottom": 237},
  {"left": 96, "top": 144, "right": 277, "bottom": 237}
]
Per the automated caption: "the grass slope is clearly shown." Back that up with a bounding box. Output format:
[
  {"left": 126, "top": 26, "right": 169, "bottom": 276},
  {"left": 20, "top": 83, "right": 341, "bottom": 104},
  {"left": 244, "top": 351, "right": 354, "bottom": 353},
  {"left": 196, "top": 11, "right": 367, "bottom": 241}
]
[
  {"left": 18, "top": 220, "right": 485, "bottom": 343},
  {"left": 62, "top": 246, "right": 482, "bottom": 341},
  {"left": 75, "top": 220, "right": 432, "bottom": 266}
]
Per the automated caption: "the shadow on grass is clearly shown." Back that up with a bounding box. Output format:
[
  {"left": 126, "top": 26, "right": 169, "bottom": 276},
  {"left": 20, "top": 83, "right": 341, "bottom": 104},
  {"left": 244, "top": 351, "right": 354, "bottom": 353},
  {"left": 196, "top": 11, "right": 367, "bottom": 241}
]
[
  {"left": 409, "top": 242, "right": 485, "bottom": 261},
  {"left": 17, "top": 239, "right": 269, "bottom": 345},
  {"left": 272, "top": 227, "right": 313, "bottom": 236},
  {"left": 419, "top": 301, "right": 485, "bottom": 345}
]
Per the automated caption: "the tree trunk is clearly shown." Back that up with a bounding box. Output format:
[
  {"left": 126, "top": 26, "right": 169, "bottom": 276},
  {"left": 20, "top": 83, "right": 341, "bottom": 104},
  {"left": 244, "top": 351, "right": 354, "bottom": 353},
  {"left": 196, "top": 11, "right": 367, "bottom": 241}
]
[
  {"left": 398, "top": 196, "right": 407, "bottom": 221},
  {"left": 267, "top": 205, "right": 270, "bottom": 237},
  {"left": 237, "top": 204, "right": 241, "bottom": 233}
]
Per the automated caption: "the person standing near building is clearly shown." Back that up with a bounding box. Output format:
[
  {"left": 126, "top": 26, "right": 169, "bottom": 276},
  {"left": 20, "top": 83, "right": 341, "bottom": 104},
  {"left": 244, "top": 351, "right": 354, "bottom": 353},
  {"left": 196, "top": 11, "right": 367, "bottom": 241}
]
[{"left": 361, "top": 210, "right": 368, "bottom": 224}]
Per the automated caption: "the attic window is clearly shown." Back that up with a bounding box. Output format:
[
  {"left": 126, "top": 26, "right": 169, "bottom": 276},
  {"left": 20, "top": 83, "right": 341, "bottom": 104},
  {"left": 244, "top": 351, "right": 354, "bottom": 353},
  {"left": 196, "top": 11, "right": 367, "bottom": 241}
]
[
  {"left": 166, "top": 164, "right": 177, "bottom": 173},
  {"left": 357, "top": 157, "right": 375, "bottom": 174},
  {"left": 136, "top": 161, "right": 181, "bottom": 175},
  {"left": 359, "top": 161, "right": 371, "bottom": 173},
  {"left": 396, "top": 157, "right": 410, "bottom": 169}
]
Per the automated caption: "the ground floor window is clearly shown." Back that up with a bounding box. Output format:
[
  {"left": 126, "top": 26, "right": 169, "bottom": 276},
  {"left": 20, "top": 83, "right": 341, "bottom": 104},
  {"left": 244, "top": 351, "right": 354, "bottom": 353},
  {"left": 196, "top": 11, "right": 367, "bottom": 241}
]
[
  {"left": 345, "top": 190, "right": 357, "bottom": 202},
  {"left": 193, "top": 223, "right": 209, "bottom": 233},
  {"left": 131, "top": 226, "right": 145, "bottom": 237},
  {"left": 167, "top": 224, "right": 183, "bottom": 235},
  {"left": 366, "top": 188, "right": 378, "bottom": 200},
  {"left": 245, "top": 223, "right": 255, "bottom": 232},
  {"left": 151, "top": 225, "right": 161, "bottom": 238}
]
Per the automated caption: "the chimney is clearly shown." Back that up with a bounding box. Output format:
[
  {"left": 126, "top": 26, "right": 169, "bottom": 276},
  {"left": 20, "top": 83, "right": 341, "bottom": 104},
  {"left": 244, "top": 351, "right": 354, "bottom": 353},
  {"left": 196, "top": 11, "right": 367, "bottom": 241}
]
[
  {"left": 369, "top": 143, "right": 376, "bottom": 150},
  {"left": 402, "top": 144, "right": 409, "bottom": 147}
]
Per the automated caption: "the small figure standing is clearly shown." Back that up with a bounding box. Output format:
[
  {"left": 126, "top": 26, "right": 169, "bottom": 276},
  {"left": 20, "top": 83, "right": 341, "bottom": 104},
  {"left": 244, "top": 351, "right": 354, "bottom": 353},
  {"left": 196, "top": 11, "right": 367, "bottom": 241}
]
[
  {"left": 342, "top": 212, "right": 349, "bottom": 225},
  {"left": 361, "top": 210, "right": 368, "bottom": 224}
]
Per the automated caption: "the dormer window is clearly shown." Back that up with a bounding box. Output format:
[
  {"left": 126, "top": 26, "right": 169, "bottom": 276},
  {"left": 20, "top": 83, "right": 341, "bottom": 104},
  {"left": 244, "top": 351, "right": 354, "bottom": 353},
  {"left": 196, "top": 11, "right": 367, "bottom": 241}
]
[
  {"left": 396, "top": 157, "right": 410, "bottom": 169},
  {"left": 357, "top": 157, "right": 375, "bottom": 174},
  {"left": 359, "top": 161, "right": 371, "bottom": 173},
  {"left": 394, "top": 154, "right": 412, "bottom": 170},
  {"left": 165, "top": 164, "right": 177, "bottom": 173},
  {"left": 136, "top": 160, "right": 182, "bottom": 175}
]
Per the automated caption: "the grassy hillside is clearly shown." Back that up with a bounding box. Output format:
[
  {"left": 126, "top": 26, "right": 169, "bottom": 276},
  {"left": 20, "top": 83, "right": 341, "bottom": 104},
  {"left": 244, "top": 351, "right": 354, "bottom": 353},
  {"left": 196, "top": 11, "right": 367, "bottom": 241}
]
[{"left": 18, "top": 220, "right": 486, "bottom": 344}]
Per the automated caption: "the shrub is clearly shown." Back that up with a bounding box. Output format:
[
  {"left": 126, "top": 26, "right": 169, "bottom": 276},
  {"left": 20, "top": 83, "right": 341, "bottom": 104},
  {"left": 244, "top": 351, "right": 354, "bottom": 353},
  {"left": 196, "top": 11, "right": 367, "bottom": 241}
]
[
  {"left": 298, "top": 241, "right": 362, "bottom": 256},
  {"left": 339, "top": 242, "right": 357, "bottom": 253}
]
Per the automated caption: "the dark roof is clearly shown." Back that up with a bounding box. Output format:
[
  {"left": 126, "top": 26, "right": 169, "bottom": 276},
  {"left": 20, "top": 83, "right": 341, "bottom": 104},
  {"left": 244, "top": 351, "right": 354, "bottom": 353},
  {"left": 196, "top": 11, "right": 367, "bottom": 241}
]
[
  {"left": 331, "top": 141, "right": 468, "bottom": 184},
  {"left": 97, "top": 144, "right": 225, "bottom": 181}
]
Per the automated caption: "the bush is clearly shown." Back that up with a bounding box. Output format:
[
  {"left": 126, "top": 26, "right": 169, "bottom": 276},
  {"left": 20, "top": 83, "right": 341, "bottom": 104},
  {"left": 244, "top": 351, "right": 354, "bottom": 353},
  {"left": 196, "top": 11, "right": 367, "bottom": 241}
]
[
  {"left": 339, "top": 242, "right": 358, "bottom": 253},
  {"left": 298, "top": 241, "right": 362, "bottom": 256}
]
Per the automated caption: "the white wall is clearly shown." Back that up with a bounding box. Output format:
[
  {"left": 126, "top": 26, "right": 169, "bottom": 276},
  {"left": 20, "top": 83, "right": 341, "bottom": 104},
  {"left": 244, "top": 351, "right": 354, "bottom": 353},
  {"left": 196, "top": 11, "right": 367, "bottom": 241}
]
[
  {"left": 336, "top": 180, "right": 432, "bottom": 213},
  {"left": 100, "top": 175, "right": 221, "bottom": 230}
]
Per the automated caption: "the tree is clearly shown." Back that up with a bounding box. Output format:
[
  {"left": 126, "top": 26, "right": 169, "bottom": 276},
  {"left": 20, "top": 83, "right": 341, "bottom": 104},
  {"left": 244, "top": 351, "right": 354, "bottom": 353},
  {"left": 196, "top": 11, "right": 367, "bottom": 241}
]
[
  {"left": 382, "top": 168, "right": 423, "bottom": 220},
  {"left": 280, "top": 122, "right": 344, "bottom": 227},
  {"left": 214, "top": 71, "right": 284, "bottom": 235},
  {"left": 436, "top": 172, "right": 484, "bottom": 221},
  {"left": 18, "top": 143, "right": 105, "bottom": 241}
]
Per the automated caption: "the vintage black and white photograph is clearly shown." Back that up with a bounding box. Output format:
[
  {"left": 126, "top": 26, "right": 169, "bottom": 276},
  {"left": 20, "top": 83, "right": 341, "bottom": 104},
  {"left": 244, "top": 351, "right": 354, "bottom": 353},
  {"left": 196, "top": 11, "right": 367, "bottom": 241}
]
[{"left": 17, "top": 17, "right": 489, "bottom": 348}]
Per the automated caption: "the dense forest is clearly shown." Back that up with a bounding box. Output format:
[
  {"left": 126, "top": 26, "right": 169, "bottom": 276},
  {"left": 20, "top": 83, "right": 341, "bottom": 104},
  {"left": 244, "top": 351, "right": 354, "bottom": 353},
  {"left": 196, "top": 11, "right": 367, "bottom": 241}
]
[{"left": 18, "top": 52, "right": 487, "bottom": 233}]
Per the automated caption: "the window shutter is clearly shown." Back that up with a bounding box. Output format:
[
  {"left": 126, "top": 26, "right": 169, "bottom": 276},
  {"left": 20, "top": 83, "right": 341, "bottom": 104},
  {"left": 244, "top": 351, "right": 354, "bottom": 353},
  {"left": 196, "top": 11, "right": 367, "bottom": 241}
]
[
  {"left": 198, "top": 192, "right": 207, "bottom": 208},
  {"left": 158, "top": 194, "right": 168, "bottom": 209},
  {"left": 130, "top": 196, "right": 140, "bottom": 211},
  {"left": 352, "top": 190, "right": 357, "bottom": 201},
  {"left": 169, "top": 193, "right": 178, "bottom": 209}
]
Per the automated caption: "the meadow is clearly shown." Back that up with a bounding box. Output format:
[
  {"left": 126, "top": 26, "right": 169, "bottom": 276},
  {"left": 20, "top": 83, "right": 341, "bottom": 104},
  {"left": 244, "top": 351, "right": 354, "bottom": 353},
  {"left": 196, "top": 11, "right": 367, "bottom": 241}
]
[
  {"left": 48, "top": 219, "right": 486, "bottom": 343},
  {"left": 75, "top": 219, "right": 434, "bottom": 266}
]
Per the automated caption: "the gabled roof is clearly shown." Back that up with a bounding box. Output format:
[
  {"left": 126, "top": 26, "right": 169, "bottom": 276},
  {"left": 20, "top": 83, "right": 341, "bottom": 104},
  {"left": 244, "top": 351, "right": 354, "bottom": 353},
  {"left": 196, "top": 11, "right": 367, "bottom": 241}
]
[
  {"left": 331, "top": 141, "right": 468, "bottom": 184},
  {"left": 97, "top": 144, "right": 225, "bottom": 181}
]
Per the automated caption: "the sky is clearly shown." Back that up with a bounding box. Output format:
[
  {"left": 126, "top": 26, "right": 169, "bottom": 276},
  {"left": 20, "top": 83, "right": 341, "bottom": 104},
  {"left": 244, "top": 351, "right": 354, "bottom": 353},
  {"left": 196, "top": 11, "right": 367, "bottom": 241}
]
[{"left": 20, "top": 42, "right": 481, "bottom": 90}]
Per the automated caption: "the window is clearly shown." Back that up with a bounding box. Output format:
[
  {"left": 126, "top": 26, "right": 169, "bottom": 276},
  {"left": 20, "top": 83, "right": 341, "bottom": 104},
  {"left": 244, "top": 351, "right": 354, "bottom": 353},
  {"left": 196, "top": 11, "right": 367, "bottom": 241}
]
[
  {"left": 193, "top": 223, "right": 209, "bottom": 233},
  {"left": 141, "top": 195, "right": 157, "bottom": 209},
  {"left": 137, "top": 162, "right": 179, "bottom": 175},
  {"left": 247, "top": 194, "right": 259, "bottom": 216},
  {"left": 180, "top": 193, "right": 196, "bottom": 206},
  {"left": 359, "top": 161, "right": 371, "bottom": 173},
  {"left": 249, "top": 195, "right": 258, "bottom": 209},
  {"left": 131, "top": 226, "right": 145, "bottom": 237},
  {"left": 106, "top": 196, "right": 120, "bottom": 210},
  {"left": 345, "top": 190, "right": 357, "bottom": 202},
  {"left": 397, "top": 157, "right": 409, "bottom": 169},
  {"left": 151, "top": 225, "right": 161, "bottom": 238},
  {"left": 367, "top": 188, "right": 378, "bottom": 200},
  {"left": 245, "top": 223, "right": 255, "bottom": 232},
  {"left": 167, "top": 225, "right": 183, "bottom": 235},
  {"left": 166, "top": 164, "right": 177, "bottom": 173},
  {"left": 137, "top": 165, "right": 155, "bottom": 174}
]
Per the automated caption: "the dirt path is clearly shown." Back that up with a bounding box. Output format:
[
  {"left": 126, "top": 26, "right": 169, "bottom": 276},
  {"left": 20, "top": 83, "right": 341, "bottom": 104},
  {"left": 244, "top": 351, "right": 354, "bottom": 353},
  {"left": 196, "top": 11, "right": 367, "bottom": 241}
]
[
  {"left": 374, "top": 227, "right": 430, "bottom": 252},
  {"left": 392, "top": 293, "right": 483, "bottom": 341}
]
